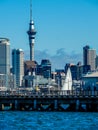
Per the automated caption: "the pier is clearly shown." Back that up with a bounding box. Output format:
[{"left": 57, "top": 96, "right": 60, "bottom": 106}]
[{"left": 0, "top": 90, "right": 98, "bottom": 112}]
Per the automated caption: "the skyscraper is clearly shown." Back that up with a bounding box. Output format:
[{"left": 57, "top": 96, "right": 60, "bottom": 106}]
[
  {"left": 96, "top": 55, "right": 98, "bottom": 69},
  {"left": 87, "top": 49, "right": 96, "bottom": 71},
  {"left": 83, "top": 45, "right": 96, "bottom": 71},
  {"left": 0, "top": 38, "right": 10, "bottom": 74},
  {"left": 83, "top": 45, "right": 90, "bottom": 65},
  {"left": 40, "top": 59, "right": 51, "bottom": 78},
  {"left": 27, "top": 0, "right": 36, "bottom": 61},
  {"left": 12, "top": 49, "right": 24, "bottom": 87}
]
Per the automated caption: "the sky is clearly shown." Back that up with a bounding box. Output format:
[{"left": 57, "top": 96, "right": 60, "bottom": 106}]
[{"left": 0, "top": 0, "right": 98, "bottom": 69}]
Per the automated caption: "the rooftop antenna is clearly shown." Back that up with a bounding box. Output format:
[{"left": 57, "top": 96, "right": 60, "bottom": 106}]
[{"left": 30, "top": 0, "right": 32, "bottom": 21}]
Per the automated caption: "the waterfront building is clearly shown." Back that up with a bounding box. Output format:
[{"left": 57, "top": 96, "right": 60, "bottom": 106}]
[
  {"left": 0, "top": 38, "right": 10, "bottom": 74},
  {"left": 24, "top": 59, "right": 52, "bottom": 88},
  {"left": 12, "top": 49, "right": 24, "bottom": 87},
  {"left": 82, "top": 71, "right": 98, "bottom": 90},
  {"left": 23, "top": 74, "right": 49, "bottom": 89},
  {"left": 27, "top": 0, "right": 36, "bottom": 61}
]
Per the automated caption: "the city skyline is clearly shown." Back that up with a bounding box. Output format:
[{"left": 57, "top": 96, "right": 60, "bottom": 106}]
[{"left": 0, "top": 0, "right": 98, "bottom": 69}]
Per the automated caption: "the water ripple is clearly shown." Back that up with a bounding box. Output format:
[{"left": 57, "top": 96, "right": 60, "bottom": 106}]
[{"left": 0, "top": 112, "right": 98, "bottom": 130}]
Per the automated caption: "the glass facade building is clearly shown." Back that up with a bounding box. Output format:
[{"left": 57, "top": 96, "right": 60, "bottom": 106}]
[
  {"left": 12, "top": 49, "right": 24, "bottom": 87},
  {"left": 0, "top": 38, "right": 10, "bottom": 75}
]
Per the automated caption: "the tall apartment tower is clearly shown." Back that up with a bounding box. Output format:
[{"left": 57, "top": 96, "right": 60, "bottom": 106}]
[
  {"left": 0, "top": 38, "right": 10, "bottom": 74},
  {"left": 27, "top": 0, "right": 36, "bottom": 61},
  {"left": 83, "top": 45, "right": 96, "bottom": 71},
  {"left": 12, "top": 49, "right": 24, "bottom": 87}
]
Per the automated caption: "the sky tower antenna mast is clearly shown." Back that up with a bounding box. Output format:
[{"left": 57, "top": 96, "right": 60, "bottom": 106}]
[
  {"left": 30, "top": 0, "right": 32, "bottom": 21},
  {"left": 27, "top": 0, "right": 36, "bottom": 61}
]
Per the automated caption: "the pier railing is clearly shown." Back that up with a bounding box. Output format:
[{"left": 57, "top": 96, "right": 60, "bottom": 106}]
[{"left": 0, "top": 90, "right": 98, "bottom": 97}]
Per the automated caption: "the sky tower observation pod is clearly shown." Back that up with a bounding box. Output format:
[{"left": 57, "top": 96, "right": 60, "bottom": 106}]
[{"left": 27, "top": 21, "right": 37, "bottom": 35}]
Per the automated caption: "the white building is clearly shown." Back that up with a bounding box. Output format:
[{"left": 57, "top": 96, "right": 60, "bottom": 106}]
[
  {"left": 0, "top": 38, "right": 10, "bottom": 74},
  {"left": 12, "top": 49, "right": 24, "bottom": 87}
]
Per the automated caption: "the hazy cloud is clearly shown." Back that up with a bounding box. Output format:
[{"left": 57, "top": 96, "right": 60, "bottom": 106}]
[{"left": 24, "top": 49, "right": 82, "bottom": 70}]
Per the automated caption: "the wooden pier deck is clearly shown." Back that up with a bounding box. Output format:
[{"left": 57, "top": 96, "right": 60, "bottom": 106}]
[{"left": 0, "top": 90, "right": 98, "bottom": 112}]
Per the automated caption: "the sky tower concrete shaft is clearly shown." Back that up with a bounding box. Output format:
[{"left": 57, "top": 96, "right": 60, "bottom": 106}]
[{"left": 27, "top": 0, "right": 36, "bottom": 61}]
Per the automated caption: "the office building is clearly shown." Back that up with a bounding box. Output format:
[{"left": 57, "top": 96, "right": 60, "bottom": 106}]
[
  {"left": 40, "top": 59, "right": 51, "bottom": 79},
  {"left": 83, "top": 45, "right": 96, "bottom": 71},
  {"left": 83, "top": 45, "right": 90, "bottom": 65},
  {"left": 87, "top": 49, "right": 96, "bottom": 71},
  {"left": 0, "top": 74, "right": 15, "bottom": 90},
  {"left": 96, "top": 55, "right": 98, "bottom": 69},
  {"left": 0, "top": 38, "right": 10, "bottom": 74},
  {"left": 12, "top": 49, "right": 24, "bottom": 87},
  {"left": 24, "top": 60, "right": 38, "bottom": 75}
]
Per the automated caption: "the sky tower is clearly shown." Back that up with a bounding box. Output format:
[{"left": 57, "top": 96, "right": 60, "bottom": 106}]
[{"left": 27, "top": 0, "right": 36, "bottom": 61}]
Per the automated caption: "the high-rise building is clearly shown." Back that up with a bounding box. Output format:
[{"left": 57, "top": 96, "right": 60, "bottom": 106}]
[
  {"left": 27, "top": 0, "right": 36, "bottom": 61},
  {"left": 83, "top": 45, "right": 96, "bottom": 71},
  {"left": 83, "top": 45, "right": 90, "bottom": 65},
  {"left": 0, "top": 38, "right": 10, "bottom": 74},
  {"left": 87, "top": 49, "right": 96, "bottom": 71},
  {"left": 40, "top": 59, "right": 51, "bottom": 79},
  {"left": 96, "top": 55, "right": 98, "bottom": 69},
  {"left": 12, "top": 49, "right": 24, "bottom": 87}
]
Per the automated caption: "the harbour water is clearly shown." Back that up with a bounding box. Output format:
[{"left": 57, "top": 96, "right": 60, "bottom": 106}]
[{"left": 0, "top": 112, "right": 98, "bottom": 130}]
